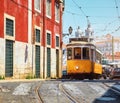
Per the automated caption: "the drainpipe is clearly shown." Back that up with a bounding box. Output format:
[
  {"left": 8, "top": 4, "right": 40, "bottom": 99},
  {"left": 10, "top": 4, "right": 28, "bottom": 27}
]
[{"left": 43, "top": 0, "right": 45, "bottom": 79}]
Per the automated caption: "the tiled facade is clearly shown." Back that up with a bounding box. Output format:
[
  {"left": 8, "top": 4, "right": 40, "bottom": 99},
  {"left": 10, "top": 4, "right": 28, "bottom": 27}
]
[{"left": 0, "top": 0, "right": 64, "bottom": 79}]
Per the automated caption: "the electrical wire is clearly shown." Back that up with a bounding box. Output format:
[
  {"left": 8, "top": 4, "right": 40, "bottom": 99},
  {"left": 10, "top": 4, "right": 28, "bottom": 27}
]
[
  {"left": 108, "top": 0, "right": 120, "bottom": 34},
  {"left": 64, "top": 10, "right": 119, "bottom": 18},
  {"left": 114, "top": 0, "right": 120, "bottom": 18},
  {"left": 71, "top": 0, "right": 86, "bottom": 17},
  {"left": 11, "top": 0, "right": 34, "bottom": 13},
  {"left": 71, "top": 0, "right": 91, "bottom": 26},
  {"left": 70, "top": 0, "right": 120, "bottom": 35}
]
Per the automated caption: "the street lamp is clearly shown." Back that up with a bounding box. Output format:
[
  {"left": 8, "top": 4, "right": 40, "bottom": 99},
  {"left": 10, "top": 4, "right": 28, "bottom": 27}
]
[
  {"left": 68, "top": 26, "right": 73, "bottom": 35},
  {"left": 63, "top": 26, "right": 73, "bottom": 37},
  {"left": 62, "top": 26, "right": 73, "bottom": 44}
]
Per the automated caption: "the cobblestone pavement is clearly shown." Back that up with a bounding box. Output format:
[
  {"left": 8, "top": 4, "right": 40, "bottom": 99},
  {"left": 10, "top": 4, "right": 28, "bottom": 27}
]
[
  {"left": 38, "top": 80, "right": 73, "bottom": 103},
  {"left": 0, "top": 79, "right": 120, "bottom": 103},
  {"left": 0, "top": 80, "right": 41, "bottom": 103}
]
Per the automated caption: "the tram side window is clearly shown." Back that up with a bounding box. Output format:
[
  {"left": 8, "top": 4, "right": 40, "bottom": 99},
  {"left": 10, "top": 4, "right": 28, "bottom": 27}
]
[
  {"left": 83, "top": 48, "right": 89, "bottom": 59},
  {"left": 91, "top": 49, "right": 95, "bottom": 61},
  {"left": 74, "top": 48, "right": 81, "bottom": 59},
  {"left": 96, "top": 52, "right": 102, "bottom": 63},
  {"left": 67, "top": 48, "right": 72, "bottom": 60}
]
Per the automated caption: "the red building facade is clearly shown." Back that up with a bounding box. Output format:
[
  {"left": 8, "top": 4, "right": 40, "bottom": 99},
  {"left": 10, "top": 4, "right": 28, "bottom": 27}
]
[{"left": 0, "top": 0, "right": 64, "bottom": 79}]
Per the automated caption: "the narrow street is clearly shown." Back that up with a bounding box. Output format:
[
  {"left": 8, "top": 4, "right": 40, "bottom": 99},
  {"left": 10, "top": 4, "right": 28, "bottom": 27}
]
[
  {"left": 0, "top": 79, "right": 120, "bottom": 103},
  {"left": 0, "top": 80, "right": 39, "bottom": 103}
]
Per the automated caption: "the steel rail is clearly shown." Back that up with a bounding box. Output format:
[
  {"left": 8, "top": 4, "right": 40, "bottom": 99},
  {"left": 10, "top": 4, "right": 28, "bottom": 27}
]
[
  {"left": 59, "top": 83, "right": 79, "bottom": 103},
  {"left": 35, "top": 84, "right": 44, "bottom": 103},
  {"left": 59, "top": 83, "right": 91, "bottom": 103}
]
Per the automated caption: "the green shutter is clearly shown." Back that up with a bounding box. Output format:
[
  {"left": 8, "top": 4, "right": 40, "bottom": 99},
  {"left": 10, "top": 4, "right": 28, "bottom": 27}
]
[
  {"left": 5, "top": 40, "right": 13, "bottom": 77},
  {"left": 47, "top": 48, "right": 51, "bottom": 77},
  {"left": 6, "top": 18, "right": 14, "bottom": 36},
  {"left": 56, "top": 36, "right": 59, "bottom": 47},
  {"left": 35, "top": 29, "right": 40, "bottom": 42},
  {"left": 35, "top": 46, "right": 40, "bottom": 78},
  {"left": 47, "top": 33, "right": 51, "bottom": 45}
]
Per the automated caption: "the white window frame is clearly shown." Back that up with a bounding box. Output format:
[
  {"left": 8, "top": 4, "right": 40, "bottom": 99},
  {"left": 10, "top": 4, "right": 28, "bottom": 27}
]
[
  {"left": 46, "top": 30, "right": 52, "bottom": 48},
  {"left": 46, "top": 0, "right": 51, "bottom": 18},
  {"left": 34, "top": 0, "right": 41, "bottom": 13},
  {"left": 4, "top": 13, "right": 15, "bottom": 41},
  {"left": 35, "top": 26, "right": 41, "bottom": 45},
  {"left": 55, "top": 2, "right": 60, "bottom": 23},
  {"left": 55, "top": 34, "right": 60, "bottom": 49}
]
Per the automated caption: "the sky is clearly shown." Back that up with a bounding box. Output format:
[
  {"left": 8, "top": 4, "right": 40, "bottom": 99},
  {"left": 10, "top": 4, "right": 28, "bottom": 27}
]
[{"left": 63, "top": 0, "right": 120, "bottom": 37}]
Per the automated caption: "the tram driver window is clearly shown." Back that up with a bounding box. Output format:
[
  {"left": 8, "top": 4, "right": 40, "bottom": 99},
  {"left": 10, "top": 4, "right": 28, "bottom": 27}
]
[
  {"left": 74, "top": 48, "right": 81, "bottom": 59},
  {"left": 83, "top": 48, "right": 89, "bottom": 59},
  {"left": 67, "top": 48, "right": 72, "bottom": 60}
]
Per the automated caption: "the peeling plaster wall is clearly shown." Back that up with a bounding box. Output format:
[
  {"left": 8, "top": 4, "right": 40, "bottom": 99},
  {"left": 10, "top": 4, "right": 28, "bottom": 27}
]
[
  {"left": 0, "top": 38, "right": 5, "bottom": 76},
  {"left": 14, "top": 42, "right": 32, "bottom": 78},
  {"left": 51, "top": 48, "right": 56, "bottom": 78}
]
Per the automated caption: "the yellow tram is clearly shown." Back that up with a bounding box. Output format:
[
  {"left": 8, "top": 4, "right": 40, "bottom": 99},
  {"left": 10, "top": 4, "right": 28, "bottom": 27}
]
[{"left": 66, "top": 37, "right": 103, "bottom": 79}]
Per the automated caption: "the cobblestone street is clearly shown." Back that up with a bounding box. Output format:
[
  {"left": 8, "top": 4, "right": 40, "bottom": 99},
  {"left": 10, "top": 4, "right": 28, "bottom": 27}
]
[{"left": 0, "top": 79, "right": 120, "bottom": 103}]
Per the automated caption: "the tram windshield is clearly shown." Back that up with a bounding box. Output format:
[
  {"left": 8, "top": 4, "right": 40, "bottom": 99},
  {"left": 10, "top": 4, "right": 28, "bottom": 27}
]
[
  {"left": 74, "top": 47, "right": 81, "bottom": 59},
  {"left": 67, "top": 48, "right": 72, "bottom": 60},
  {"left": 83, "top": 48, "right": 89, "bottom": 59}
]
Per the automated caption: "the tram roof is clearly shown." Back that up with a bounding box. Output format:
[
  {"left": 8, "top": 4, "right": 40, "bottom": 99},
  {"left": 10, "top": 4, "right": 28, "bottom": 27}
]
[
  {"left": 69, "top": 37, "right": 94, "bottom": 42},
  {"left": 67, "top": 37, "right": 95, "bottom": 47}
]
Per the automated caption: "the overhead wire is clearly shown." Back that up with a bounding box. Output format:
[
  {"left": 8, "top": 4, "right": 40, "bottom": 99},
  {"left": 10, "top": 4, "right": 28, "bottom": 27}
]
[
  {"left": 71, "top": 0, "right": 120, "bottom": 35},
  {"left": 109, "top": 0, "right": 120, "bottom": 34},
  {"left": 64, "top": 10, "right": 81, "bottom": 16},
  {"left": 11, "top": 0, "right": 34, "bottom": 13},
  {"left": 64, "top": 10, "right": 119, "bottom": 18},
  {"left": 71, "top": 0, "right": 90, "bottom": 25},
  {"left": 11, "top": 0, "right": 120, "bottom": 35},
  {"left": 114, "top": 0, "right": 120, "bottom": 19},
  {"left": 103, "top": 19, "right": 118, "bottom": 31}
]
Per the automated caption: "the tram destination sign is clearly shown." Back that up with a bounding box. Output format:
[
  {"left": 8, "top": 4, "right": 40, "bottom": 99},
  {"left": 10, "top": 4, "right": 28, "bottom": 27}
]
[{"left": 69, "top": 37, "right": 89, "bottom": 43}]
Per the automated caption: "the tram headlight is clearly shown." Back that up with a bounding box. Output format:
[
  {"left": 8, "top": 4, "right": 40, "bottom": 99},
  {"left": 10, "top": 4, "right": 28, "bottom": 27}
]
[{"left": 75, "top": 66, "right": 79, "bottom": 70}]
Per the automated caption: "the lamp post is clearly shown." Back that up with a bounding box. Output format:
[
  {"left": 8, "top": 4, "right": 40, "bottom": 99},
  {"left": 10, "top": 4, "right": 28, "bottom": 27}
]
[
  {"left": 63, "top": 26, "right": 73, "bottom": 37},
  {"left": 68, "top": 26, "right": 73, "bottom": 35},
  {"left": 62, "top": 26, "right": 73, "bottom": 44}
]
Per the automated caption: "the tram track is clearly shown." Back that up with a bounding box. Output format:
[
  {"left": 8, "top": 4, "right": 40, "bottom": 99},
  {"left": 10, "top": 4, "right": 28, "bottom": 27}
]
[
  {"left": 59, "top": 83, "right": 79, "bottom": 103},
  {"left": 35, "top": 81, "right": 79, "bottom": 103},
  {"left": 35, "top": 83, "right": 44, "bottom": 103},
  {"left": 59, "top": 83, "right": 90, "bottom": 103},
  {"left": 34, "top": 81, "right": 120, "bottom": 103},
  {"left": 35, "top": 82, "right": 82, "bottom": 103}
]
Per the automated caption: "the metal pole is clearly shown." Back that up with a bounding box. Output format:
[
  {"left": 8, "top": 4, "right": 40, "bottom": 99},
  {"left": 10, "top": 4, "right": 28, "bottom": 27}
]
[
  {"left": 43, "top": 0, "right": 45, "bottom": 79},
  {"left": 112, "top": 36, "right": 114, "bottom": 62}
]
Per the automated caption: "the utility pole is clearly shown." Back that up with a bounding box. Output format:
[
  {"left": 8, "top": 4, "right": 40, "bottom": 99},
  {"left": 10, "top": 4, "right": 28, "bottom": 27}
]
[{"left": 112, "top": 36, "right": 114, "bottom": 62}]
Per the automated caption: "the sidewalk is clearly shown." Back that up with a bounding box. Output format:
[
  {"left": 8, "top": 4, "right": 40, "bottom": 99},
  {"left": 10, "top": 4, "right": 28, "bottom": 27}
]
[{"left": 0, "top": 78, "right": 45, "bottom": 83}]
